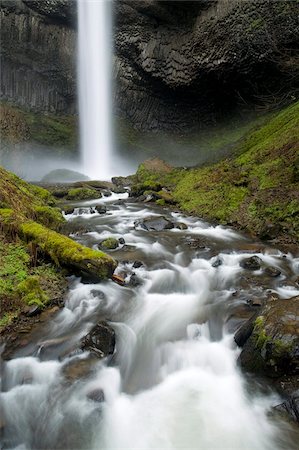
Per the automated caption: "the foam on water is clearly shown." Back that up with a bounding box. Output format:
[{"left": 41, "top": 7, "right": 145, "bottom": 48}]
[{"left": 1, "top": 197, "right": 298, "bottom": 450}]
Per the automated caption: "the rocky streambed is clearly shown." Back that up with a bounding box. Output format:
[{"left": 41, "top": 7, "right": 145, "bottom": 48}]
[{"left": 1, "top": 189, "right": 299, "bottom": 449}]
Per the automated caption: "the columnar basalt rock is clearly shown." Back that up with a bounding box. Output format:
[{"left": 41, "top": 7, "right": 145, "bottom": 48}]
[
  {"left": 0, "top": 0, "right": 76, "bottom": 114},
  {"left": 1, "top": 0, "right": 298, "bottom": 130}
]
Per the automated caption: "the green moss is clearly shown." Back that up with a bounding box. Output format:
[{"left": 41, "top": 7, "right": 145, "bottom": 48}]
[
  {"left": 133, "top": 101, "right": 299, "bottom": 241},
  {"left": 0, "top": 241, "right": 30, "bottom": 297},
  {"left": 156, "top": 199, "right": 166, "bottom": 206},
  {"left": 253, "top": 316, "right": 269, "bottom": 350},
  {"left": 17, "top": 275, "right": 49, "bottom": 307},
  {"left": 0, "top": 167, "right": 55, "bottom": 219},
  {"left": 19, "top": 221, "right": 116, "bottom": 277},
  {"left": 0, "top": 208, "right": 15, "bottom": 224},
  {"left": 100, "top": 238, "right": 119, "bottom": 250},
  {"left": 0, "top": 102, "right": 77, "bottom": 150},
  {"left": 34, "top": 206, "right": 65, "bottom": 229},
  {"left": 0, "top": 311, "right": 19, "bottom": 328},
  {"left": 66, "top": 188, "right": 100, "bottom": 201}
]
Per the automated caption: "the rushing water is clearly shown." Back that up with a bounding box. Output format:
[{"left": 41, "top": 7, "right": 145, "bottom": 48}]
[
  {"left": 78, "top": 0, "right": 113, "bottom": 179},
  {"left": 1, "top": 194, "right": 299, "bottom": 449}
]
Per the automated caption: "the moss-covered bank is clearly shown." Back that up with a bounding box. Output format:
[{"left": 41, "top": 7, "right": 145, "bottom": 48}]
[
  {"left": 0, "top": 102, "right": 77, "bottom": 151},
  {"left": 132, "top": 102, "right": 299, "bottom": 248},
  {"left": 0, "top": 167, "right": 116, "bottom": 331}
]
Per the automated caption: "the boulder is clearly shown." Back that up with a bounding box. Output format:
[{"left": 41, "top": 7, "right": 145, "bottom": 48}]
[
  {"left": 134, "top": 216, "right": 174, "bottom": 231},
  {"left": 86, "top": 388, "right": 105, "bottom": 403},
  {"left": 132, "top": 260, "right": 144, "bottom": 269},
  {"left": 95, "top": 205, "right": 107, "bottom": 214},
  {"left": 81, "top": 322, "right": 115, "bottom": 358},
  {"left": 273, "top": 390, "right": 299, "bottom": 423},
  {"left": 212, "top": 257, "right": 223, "bottom": 268},
  {"left": 99, "top": 238, "right": 119, "bottom": 250},
  {"left": 63, "top": 206, "right": 75, "bottom": 215},
  {"left": 240, "top": 256, "right": 262, "bottom": 270},
  {"left": 176, "top": 222, "right": 188, "bottom": 230},
  {"left": 264, "top": 266, "right": 281, "bottom": 277},
  {"left": 239, "top": 295, "right": 299, "bottom": 377}
]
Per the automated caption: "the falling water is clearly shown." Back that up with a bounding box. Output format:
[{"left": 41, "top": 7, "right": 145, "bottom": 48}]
[{"left": 78, "top": 0, "right": 112, "bottom": 180}]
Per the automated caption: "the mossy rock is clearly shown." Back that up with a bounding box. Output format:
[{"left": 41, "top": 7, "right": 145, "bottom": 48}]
[
  {"left": 66, "top": 188, "right": 100, "bottom": 201},
  {"left": 20, "top": 221, "right": 117, "bottom": 281},
  {"left": 99, "top": 238, "right": 119, "bottom": 250},
  {"left": 239, "top": 295, "right": 299, "bottom": 377},
  {"left": 17, "top": 275, "right": 49, "bottom": 308},
  {"left": 133, "top": 101, "right": 299, "bottom": 244},
  {"left": 34, "top": 205, "right": 65, "bottom": 229}
]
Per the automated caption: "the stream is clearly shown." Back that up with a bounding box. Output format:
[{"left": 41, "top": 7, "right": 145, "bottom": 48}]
[{"left": 1, "top": 192, "right": 299, "bottom": 450}]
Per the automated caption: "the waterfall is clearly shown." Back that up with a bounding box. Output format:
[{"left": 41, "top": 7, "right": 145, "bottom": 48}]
[{"left": 78, "top": 0, "right": 112, "bottom": 180}]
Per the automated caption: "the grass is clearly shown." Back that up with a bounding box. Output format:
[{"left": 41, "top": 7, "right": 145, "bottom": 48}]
[
  {"left": 0, "top": 102, "right": 77, "bottom": 150},
  {"left": 66, "top": 188, "right": 101, "bottom": 201},
  {"left": 0, "top": 166, "right": 117, "bottom": 330},
  {"left": 133, "top": 101, "right": 299, "bottom": 241}
]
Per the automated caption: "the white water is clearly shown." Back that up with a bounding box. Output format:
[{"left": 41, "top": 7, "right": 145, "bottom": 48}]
[
  {"left": 78, "top": 0, "right": 113, "bottom": 180},
  {"left": 1, "top": 195, "right": 299, "bottom": 449}
]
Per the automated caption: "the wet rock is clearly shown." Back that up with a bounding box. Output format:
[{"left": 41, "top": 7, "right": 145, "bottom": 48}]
[
  {"left": 264, "top": 266, "right": 281, "bottom": 277},
  {"left": 95, "top": 205, "right": 107, "bottom": 214},
  {"left": 52, "top": 189, "right": 69, "bottom": 199},
  {"left": 144, "top": 193, "right": 156, "bottom": 203},
  {"left": 234, "top": 313, "right": 257, "bottom": 347},
  {"left": 90, "top": 289, "right": 105, "bottom": 299},
  {"left": 102, "top": 190, "right": 112, "bottom": 197},
  {"left": 118, "top": 237, "right": 125, "bottom": 245},
  {"left": 259, "top": 222, "right": 282, "bottom": 241},
  {"left": 133, "top": 260, "right": 144, "bottom": 269},
  {"left": 134, "top": 216, "right": 174, "bottom": 231},
  {"left": 240, "top": 256, "right": 262, "bottom": 271},
  {"left": 81, "top": 322, "right": 115, "bottom": 358},
  {"left": 273, "top": 390, "right": 299, "bottom": 423},
  {"left": 212, "top": 257, "right": 223, "bottom": 268},
  {"left": 63, "top": 355, "right": 99, "bottom": 382},
  {"left": 99, "top": 238, "right": 119, "bottom": 250},
  {"left": 129, "top": 273, "right": 142, "bottom": 287},
  {"left": 239, "top": 295, "right": 299, "bottom": 377},
  {"left": 112, "top": 274, "right": 126, "bottom": 286},
  {"left": 114, "top": 199, "right": 126, "bottom": 206},
  {"left": 176, "top": 222, "right": 188, "bottom": 230},
  {"left": 186, "top": 237, "right": 208, "bottom": 250},
  {"left": 112, "top": 175, "right": 135, "bottom": 187},
  {"left": 247, "top": 297, "right": 263, "bottom": 307},
  {"left": 86, "top": 388, "right": 105, "bottom": 403},
  {"left": 23, "top": 305, "right": 42, "bottom": 317},
  {"left": 62, "top": 206, "right": 75, "bottom": 215}
]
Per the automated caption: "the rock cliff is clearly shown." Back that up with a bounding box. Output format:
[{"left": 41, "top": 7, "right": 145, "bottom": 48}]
[
  {"left": 1, "top": 0, "right": 298, "bottom": 131},
  {"left": 0, "top": 0, "right": 76, "bottom": 114}
]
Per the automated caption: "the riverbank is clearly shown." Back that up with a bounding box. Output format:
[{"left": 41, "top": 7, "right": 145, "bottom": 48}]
[
  {"left": 0, "top": 167, "right": 116, "bottom": 341},
  {"left": 122, "top": 101, "right": 298, "bottom": 253}
]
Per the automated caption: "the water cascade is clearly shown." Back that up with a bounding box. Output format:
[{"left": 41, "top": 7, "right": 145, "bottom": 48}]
[
  {"left": 1, "top": 192, "right": 299, "bottom": 449},
  {"left": 78, "top": 0, "right": 112, "bottom": 180}
]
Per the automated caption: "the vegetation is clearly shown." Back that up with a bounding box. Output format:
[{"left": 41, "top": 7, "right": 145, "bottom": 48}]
[
  {"left": 0, "top": 237, "right": 65, "bottom": 329},
  {"left": 133, "top": 101, "right": 299, "bottom": 243},
  {"left": 0, "top": 167, "right": 117, "bottom": 330},
  {"left": 0, "top": 102, "right": 77, "bottom": 150},
  {"left": 20, "top": 221, "right": 116, "bottom": 276},
  {"left": 66, "top": 187, "right": 100, "bottom": 200},
  {"left": 100, "top": 238, "right": 120, "bottom": 250}
]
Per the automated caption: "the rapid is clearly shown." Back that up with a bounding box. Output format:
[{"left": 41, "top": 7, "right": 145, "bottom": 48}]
[{"left": 1, "top": 193, "right": 299, "bottom": 450}]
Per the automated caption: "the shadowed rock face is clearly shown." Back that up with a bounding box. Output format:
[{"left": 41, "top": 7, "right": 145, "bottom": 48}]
[
  {"left": 0, "top": 0, "right": 76, "bottom": 114},
  {"left": 1, "top": 0, "right": 298, "bottom": 130},
  {"left": 114, "top": 0, "right": 299, "bottom": 131}
]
